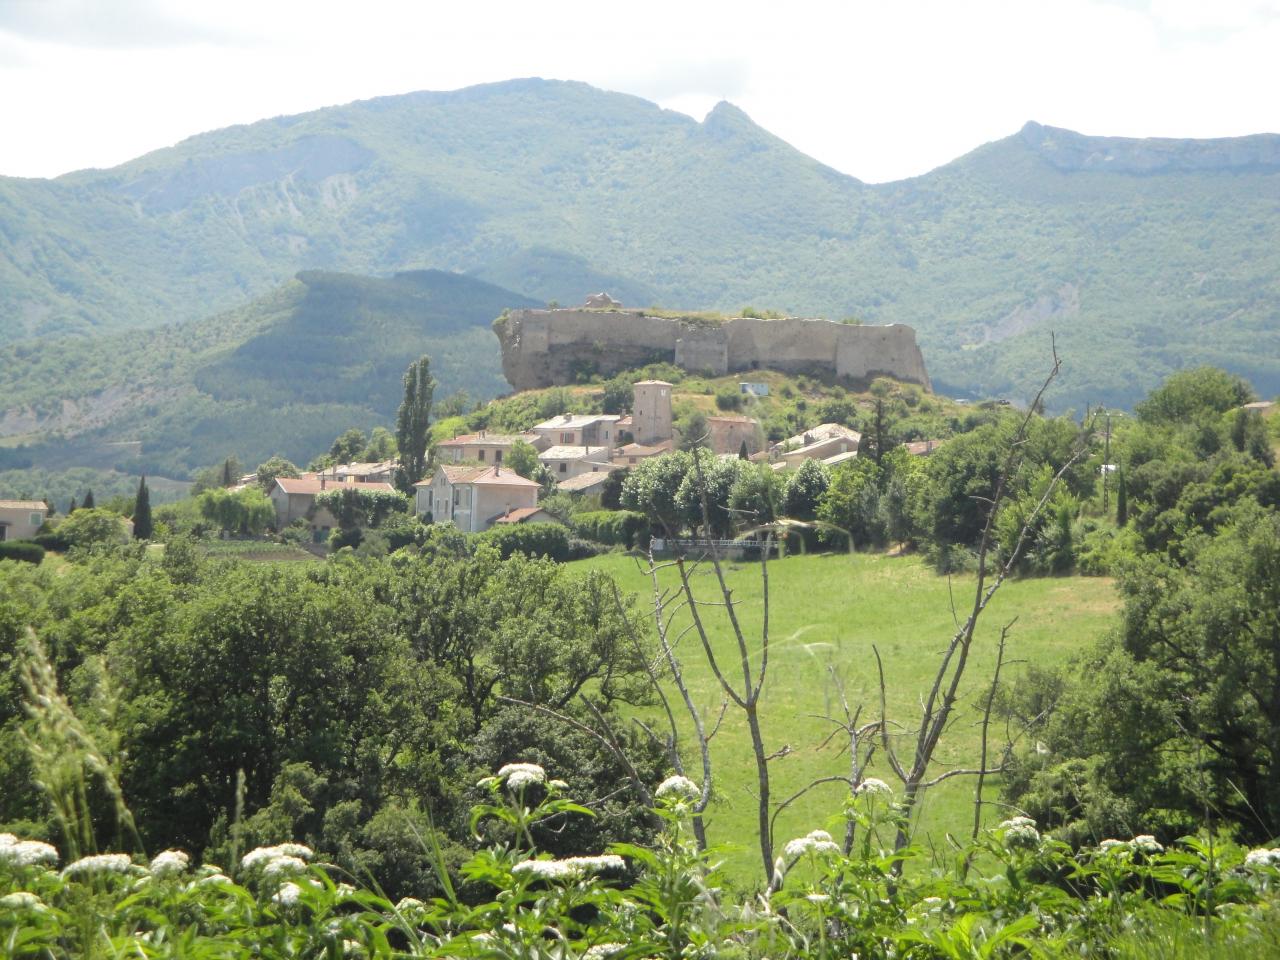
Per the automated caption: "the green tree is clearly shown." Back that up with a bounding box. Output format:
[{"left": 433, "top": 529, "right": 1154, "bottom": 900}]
[
  {"left": 198, "top": 487, "right": 278, "bottom": 537},
  {"left": 506, "top": 439, "right": 542, "bottom": 480},
  {"left": 816, "top": 457, "right": 884, "bottom": 547},
  {"left": 67, "top": 496, "right": 77, "bottom": 514},
  {"left": 396, "top": 356, "right": 436, "bottom": 491},
  {"left": 133, "top": 476, "right": 153, "bottom": 540},
  {"left": 329, "top": 429, "right": 369, "bottom": 466},
  {"left": 781, "top": 458, "right": 830, "bottom": 521},
  {"left": 600, "top": 376, "right": 633, "bottom": 415},
  {"left": 255, "top": 455, "right": 301, "bottom": 492},
  {"left": 1115, "top": 463, "right": 1128, "bottom": 527},
  {"left": 676, "top": 409, "right": 710, "bottom": 451},
  {"left": 314, "top": 487, "right": 410, "bottom": 532},
  {"left": 56, "top": 507, "right": 130, "bottom": 547},
  {"left": 1007, "top": 501, "right": 1280, "bottom": 843},
  {"left": 362, "top": 426, "right": 398, "bottom": 462},
  {"left": 675, "top": 451, "right": 749, "bottom": 538},
  {"left": 621, "top": 451, "right": 692, "bottom": 536},
  {"left": 81, "top": 489, "right": 94, "bottom": 510},
  {"left": 1135, "top": 366, "right": 1254, "bottom": 425},
  {"left": 728, "top": 462, "right": 783, "bottom": 527}
]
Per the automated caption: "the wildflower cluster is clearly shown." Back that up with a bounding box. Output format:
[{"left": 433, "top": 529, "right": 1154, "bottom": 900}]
[
  {"left": 3, "top": 772, "right": 1280, "bottom": 958},
  {"left": 0, "top": 833, "right": 59, "bottom": 868},
  {"left": 999, "top": 815, "right": 1041, "bottom": 849}
]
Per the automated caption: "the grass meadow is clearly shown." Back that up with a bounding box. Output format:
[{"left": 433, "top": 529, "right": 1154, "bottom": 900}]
[{"left": 573, "top": 550, "right": 1120, "bottom": 885}]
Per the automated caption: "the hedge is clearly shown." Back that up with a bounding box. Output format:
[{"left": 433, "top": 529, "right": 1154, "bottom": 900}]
[
  {"left": 0, "top": 540, "right": 45, "bottom": 564},
  {"left": 571, "top": 510, "right": 650, "bottom": 548},
  {"left": 476, "top": 522, "right": 571, "bottom": 562}
]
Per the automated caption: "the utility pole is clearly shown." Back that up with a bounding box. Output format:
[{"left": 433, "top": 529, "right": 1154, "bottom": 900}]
[{"left": 1102, "top": 412, "right": 1112, "bottom": 514}]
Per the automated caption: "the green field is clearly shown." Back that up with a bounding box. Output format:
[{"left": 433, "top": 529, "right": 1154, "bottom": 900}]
[{"left": 572, "top": 550, "right": 1119, "bottom": 885}]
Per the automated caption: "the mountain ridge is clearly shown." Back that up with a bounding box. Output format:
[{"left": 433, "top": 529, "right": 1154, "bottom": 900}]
[{"left": 2, "top": 77, "right": 1278, "bottom": 411}]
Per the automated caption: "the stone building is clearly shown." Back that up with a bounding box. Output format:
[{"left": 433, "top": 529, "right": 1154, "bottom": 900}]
[{"left": 631, "top": 380, "right": 673, "bottom": 445}]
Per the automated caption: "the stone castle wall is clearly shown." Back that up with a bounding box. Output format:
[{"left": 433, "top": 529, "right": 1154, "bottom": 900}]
[{"left": 495, "top": 308, "right": 931, "bottom": 392}]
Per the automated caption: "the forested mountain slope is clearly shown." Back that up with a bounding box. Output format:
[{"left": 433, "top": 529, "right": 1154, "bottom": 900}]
[
  {"left": 0, "top": 270, "right": 535, "bottom": 475},
  {"left": 2, "top": 78, "right": 1279, "bottom": 408}
]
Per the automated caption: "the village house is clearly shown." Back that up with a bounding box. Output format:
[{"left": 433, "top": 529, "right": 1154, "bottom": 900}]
[
  {"left": 434, "top": 432, "right": 532, "bottom": 465},
  {"left": 531, "top": 413, "right": 621, "bottom": 448},
  {"left": 269, "top": 477, "right": 397, "bottom": 538},
  {"left": 415, "top": 465, "right": 541, "bottom": 533},
  {"left": 771, "top": 423, "right": 862, "bottom": 468},
  {"left": 491, "top": 506, "right": 559, "bottom": 526},
  {"left": 555, "top": 471, "right": 614, "bottom": 497},
  {"left": 329, "top": 459, "right": 398, "bottom": 484},
  {"left": 0, "top": 500, "right": 48, "bottom": 541},
  {"left": 706, "top": 415, "right": 762, "bottom": 457},
  {"left": 538, "top": 445, "right": 613, "bottom": 480},
  {"left": 611, "top": 439, "right": 674, "bottom": 468}
]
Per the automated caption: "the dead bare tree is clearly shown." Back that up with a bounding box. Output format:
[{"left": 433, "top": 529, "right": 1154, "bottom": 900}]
[{"left": 871, "top": 342, "right": 1097, "bottom": 857}]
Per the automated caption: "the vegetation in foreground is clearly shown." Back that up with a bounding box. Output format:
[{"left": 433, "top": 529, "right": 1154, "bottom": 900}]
[{"left": 2, "top": 764, "right": 1279, "bottom": 958}]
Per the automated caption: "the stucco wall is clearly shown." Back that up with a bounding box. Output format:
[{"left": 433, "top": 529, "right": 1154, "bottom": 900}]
[{"left": 496, "top": 309, "right": 930, "bottom": 391}]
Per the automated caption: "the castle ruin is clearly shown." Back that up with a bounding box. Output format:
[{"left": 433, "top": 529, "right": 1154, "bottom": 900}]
[{"left": 494, "top": 301, "right": 931, "bottom": 392}]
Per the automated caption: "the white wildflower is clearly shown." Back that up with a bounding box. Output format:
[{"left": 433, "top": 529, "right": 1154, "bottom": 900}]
[
  {"left": 1098, "top": 839, "right": 1127, "bottom": 852},
  {"left": 998, "top": 817, "right": 1040, "bottom": 849},
  {"left": 784, "top": 837, "right": 814, "bottom": 859},
  {"left": 583, "top": 944, "right": 625, "bottom": 960},
  {"left": 273, "top": 882, "right": 303, "bottom": 906},
  {"left": 0, "top": 891, "right": 43, "bottom": 910},
  {"left": 396, "top": 896, "right": 425, "bottom": 911},
  {"left": 240, "top": 843, "right": 313, "bottom": 871},
  {"left": 497, "top": 762, "right": 547, "bottom": 792},
  {"left": 854, "top": 778, "right": 892, "bottom": 797},
  {"left": 805, "top": 893, "right": 831, "bottom": 904},
  {"left": 336, "top": 882, "right": 355, "bottom": 897},
  {"left": 149, "top": 849, "right": 190, "bottom": 876},
  {"left": 655, "top": 775, "right": 700, "bottom": 803},
  {"left": 512, "top": 854, "right": 625, "bottom": 882},
  {"left": 196, "top": 873, "right": 232, "bottom": 886},
  {"left": 262, "top": 855, "right": 308, "bottom": 878},
  {"left": 1131, "top": 835, "right": 1164, "bottom": 855},
  {"left": 343, "top": 941, "right": 363, "bottom": 958},
  {"left": 549, "top": 779, "right": 569, "bottom": 790},
  {"left": 1244, "top": 848, "right": 1280, "bottom": 869},
  {"left": 62, "top": 853, "right": 134, "bottom": 878},
  {"left": 0, "top": 838, "right": 59, "bottom": 868}
]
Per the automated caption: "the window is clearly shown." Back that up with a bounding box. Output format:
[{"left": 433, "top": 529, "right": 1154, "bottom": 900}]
[
  {"left": 30, "top": 513, "right": 42, "bottom": 527},
  {"left": 561, "top": 432, "right": 574, "bottom": 443},
  {"left": 478, "top": 449, "right": 485, "bottom": 461},
  {"left": 559, "top": 463, "right": 567, "bottom": 473},
  {"left": 495, "top": 450, "right": 503, "bottom": 463}
]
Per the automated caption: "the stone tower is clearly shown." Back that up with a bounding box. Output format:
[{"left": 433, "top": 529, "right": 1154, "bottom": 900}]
[{"left": 632, "top": 380, "right": 673, "bottom": 445}]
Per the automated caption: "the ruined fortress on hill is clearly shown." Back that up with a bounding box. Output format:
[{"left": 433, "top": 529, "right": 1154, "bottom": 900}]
[{"left": 494, "top": 297, "right": 932, "bottom": 392}]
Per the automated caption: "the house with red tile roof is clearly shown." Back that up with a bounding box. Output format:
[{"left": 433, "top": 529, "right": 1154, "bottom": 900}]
[{"left": 414, "top": 465, "right": 541, "bottom": 533}]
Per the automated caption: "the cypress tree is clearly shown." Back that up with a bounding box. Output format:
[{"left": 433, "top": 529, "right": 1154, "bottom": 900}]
[
  {"left": 82, "top": 489, "right": 95, "bottom": 509},
  {"left": 738, "top": 439, "right": 750, "bottom": 460},
  {"left": 395, "top": 355, "right": 436, "bottom": 491},
  {"left": 68, "top": 497, "right": 77, "bottom": 514},
  {"left": 222, "top": 458, "right": 234, "bottom": 487},
  {"left": 133, "top": 476, "right": 153, "bottom": 540},
  {"left": 1115, "top": 465, "right": 1128, "bottom": 528}
]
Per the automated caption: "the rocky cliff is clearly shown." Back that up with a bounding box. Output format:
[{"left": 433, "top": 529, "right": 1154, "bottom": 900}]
[{"left": 494, "top": 308, "right": 931, "bottom": 391}]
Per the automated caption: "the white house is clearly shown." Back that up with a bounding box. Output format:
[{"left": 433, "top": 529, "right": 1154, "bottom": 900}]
[
  {"left": 415, "top": 465, "right": 541, "bottom": 533},
  {"left": 0, "top": 500, "right": 48, "bottom": 541},
  {"left": 531, "top": 413, "right": 621, "bottom": 448},
  {"left": 538, "top": 445, "right": 613, "bottom": 480}
]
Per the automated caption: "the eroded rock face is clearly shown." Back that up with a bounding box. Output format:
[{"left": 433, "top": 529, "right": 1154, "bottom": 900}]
[
  {"left": 494, "top": 308, "right": 931, "bottom": 391},
  {"left": 1020, "top": 122, "right": 1280, "bottom": 175}
]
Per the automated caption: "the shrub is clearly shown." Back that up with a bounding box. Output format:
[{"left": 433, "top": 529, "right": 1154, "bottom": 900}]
[
  {"left": 714, "top": 385, "right": 743, "bottom": 411},
  {"left": 476, "top": 522, "right": 571, "bottom": 561},
  {"left": 571, "top": 510, "right": 649, "bottom": 548},
  {"left": 566, "top": 538, "right": 603, "bottom": 561},
  {"left": 0, "top": 540, "right": 44, "bottom": 564}
]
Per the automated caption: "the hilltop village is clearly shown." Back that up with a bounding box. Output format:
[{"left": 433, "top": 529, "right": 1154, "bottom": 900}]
[{"left": 241, "top": 295, "right": 936, "bottom": 542}]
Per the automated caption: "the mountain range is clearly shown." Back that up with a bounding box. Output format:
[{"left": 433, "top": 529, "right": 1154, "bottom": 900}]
[{"left": 2, "top": 77, "right": 1278, "bottom": 459}]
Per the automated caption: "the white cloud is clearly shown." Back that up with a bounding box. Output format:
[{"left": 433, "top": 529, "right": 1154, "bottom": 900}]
[{"left": 0, "top": 0, "right": 1277, "bottom": 181}]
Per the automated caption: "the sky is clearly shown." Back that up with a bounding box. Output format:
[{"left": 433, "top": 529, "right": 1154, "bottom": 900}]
[{"left": 1, "top": 0, "right": 1278, "bottom": 183}]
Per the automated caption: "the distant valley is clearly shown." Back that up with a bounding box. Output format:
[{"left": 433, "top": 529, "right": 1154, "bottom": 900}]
[{"left": 0, "top": 270, "right": 534, "bottom": 477}]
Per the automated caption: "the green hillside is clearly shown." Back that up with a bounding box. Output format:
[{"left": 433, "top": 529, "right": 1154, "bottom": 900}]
[
  {"left": 2, "top": 79, "right": 1279, "bottom": 408},
  {"left": 0, "top": 269, "right": 536, "bottom": 476}
]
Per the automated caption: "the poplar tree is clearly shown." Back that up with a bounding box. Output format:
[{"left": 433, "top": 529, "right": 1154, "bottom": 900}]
[
  {"left": 395, "top": 355, "right": 436, "bottom": 491},
  {"left": 1115, "top": 464, "right": 1128, "bottom": 527},
  {"left": 82, "top": 489, "right": 95, "bottom": 509},
  {"left": 133, "top": 476, "right": 153, "bottom": 540}
]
